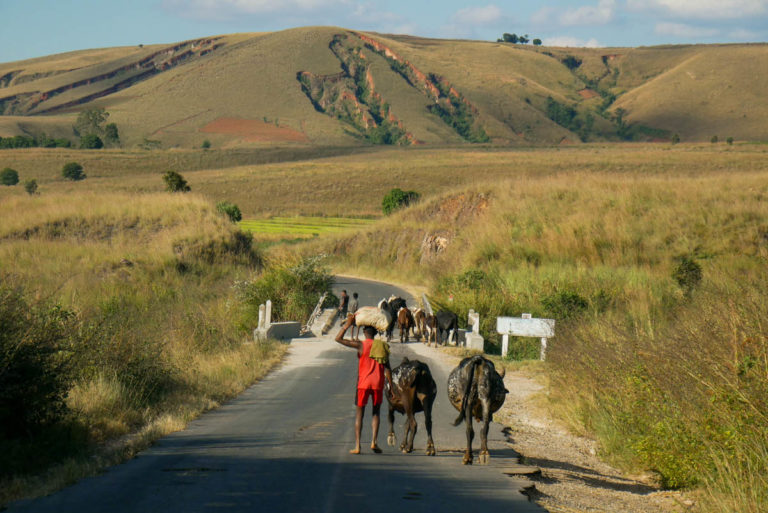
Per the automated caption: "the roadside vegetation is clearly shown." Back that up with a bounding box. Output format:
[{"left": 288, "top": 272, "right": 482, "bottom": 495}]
[
  {"left": 0, "top": 192, "right": 287, "bottom": 505},
  {"left": 309, "top": 147, "right": 768, "bottom": 512}
]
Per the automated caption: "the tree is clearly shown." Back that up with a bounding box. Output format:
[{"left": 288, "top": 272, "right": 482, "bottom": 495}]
[
  {"left": 519, "top": 34, "right": 530, "bottom": 44},
  {"left": 1, "top": 167, "right": 19, "bottom": 186},
  {"left": 79, "top": 134, "right": 103, "bottom": 149},
  {"left": 533, "top": 38, "right": 542, "bottom": 46},
  {"left": 671, "top": 133, "right": 680, "bottom": 144},
  {"left": 726, "top": 137, "right": 734, "bottom": 145},
  {"left": 502, "top": 33, "right": 518, "bottom": 44},
  {"left": 561, "top": 55, "right": 582, "bottom": 70},
  {"left": 163, "top": 170, "right": 190, "bottom": 192},
  {"left": 73, "top": 108, "right": 109, "bottom": 137},
  {"left": 711, "top": 135, "right": 718, "bottom": 143},
  {"left": 104, "top": 123, "right": 120, "bottom": 146},
  {"left": 382, "top": 188, "right": 420, "bottom": 215},
  {"left": 201, "top": 140, "right": 211, "bottom": 149},
  {"left": 24, "top": 179, "right": 38, "bottom": 195},
  {"left": 62, "top": 162, "right": 85, "bottom": 181},
  {"left": 216, "top": 201, "right": 242, "bottom": 222}
]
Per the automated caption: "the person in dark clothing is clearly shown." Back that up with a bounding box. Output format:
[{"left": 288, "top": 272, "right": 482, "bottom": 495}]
[
  {"left": 348, "top": 292, "right": 359, "bottom": 314},
  {"left": 338, "top": 290, "right": 349, "bottom": 326}
]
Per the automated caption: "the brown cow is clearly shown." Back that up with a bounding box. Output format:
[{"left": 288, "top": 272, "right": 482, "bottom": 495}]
[
  {"left": 386, "top": 357, "right": 437, "bottom": 456},
  {"left": 413, "top": 308, "right": 426, "bottom": 341},
  {"left": 397, "top": 307, "right": 414, "bottom": 343},
  {"left": 424, "top": 313, "right": 438, "bottom": 346}
]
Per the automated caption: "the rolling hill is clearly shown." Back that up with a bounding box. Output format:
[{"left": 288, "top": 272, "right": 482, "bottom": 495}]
[{"left": 1, "top": 27, "right": 766, "bottom": 147}]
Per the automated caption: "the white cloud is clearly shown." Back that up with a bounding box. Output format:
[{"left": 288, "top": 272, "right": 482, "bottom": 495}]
[
  {"left": 545, "top": 36, "right": 602, "bottom": 47},
  {"left": 627, "top": 0, "right": 768, "bottom": 20},
  {"left": 451, "top": 5, "right": 504, "bottom": 26},
  {"left": 560, "top": 0, "right": 616, "bottom": 26},
  {"left": 163, "top": 0, "right": 351, "bottom": 19},
  {"left": 729, "top": 28, "right": 762, "bottom": 39},
  {"left": 655, "top": 22, "right": 719, "bottom": 38},
  {"left": 532, "top": 0, "right": 615, "bottom": 27}
]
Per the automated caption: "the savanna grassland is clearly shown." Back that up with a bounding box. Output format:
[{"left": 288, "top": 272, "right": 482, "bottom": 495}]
[{"left": 3, "top": 141, "right": 768, "bottom": 512}]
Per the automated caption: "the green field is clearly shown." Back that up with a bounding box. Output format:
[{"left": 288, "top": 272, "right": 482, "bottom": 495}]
[{"left": 239, "top": 216, "right": 376, "bottom": 240}]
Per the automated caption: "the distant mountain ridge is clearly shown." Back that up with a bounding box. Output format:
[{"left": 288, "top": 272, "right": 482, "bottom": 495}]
[{"left": 1, "top": 27, "right": 766, "bottom": 147}]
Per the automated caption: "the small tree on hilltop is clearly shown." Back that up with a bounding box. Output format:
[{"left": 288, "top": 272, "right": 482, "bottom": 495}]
[
  {"left": 533, "top": 38, "right": 542, "bottom": 46},
  {"left": 382, "top": 188, "right": 420, "bottom": 215},
  {"left": 1, "top": 167, "right": 19, "bottom": 186},
  {"left": 216, "top": 201, "right": 242, "bottom": 223},
  {"left": 62, "top": 162, "right": 85, "bottom": 181},
  {"left": 502, "top": 33, "right": 518, "bottom": 44},
  {"left": 163, "top": 170, "right": 190, "bottom": 193},
  {"left": 24, "top": 179, "right": 38, "bottom": 195}
]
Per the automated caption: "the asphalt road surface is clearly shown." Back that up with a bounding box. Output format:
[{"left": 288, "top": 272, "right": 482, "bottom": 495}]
[{"left": 10, "top": 277, "right": 540, "bottom": 513}]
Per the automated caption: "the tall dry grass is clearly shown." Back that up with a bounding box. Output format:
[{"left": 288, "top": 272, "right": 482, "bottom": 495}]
[
  {"left": 317, "top": 158, "right": 768, "bottom": 510},
  {"left": 0, "top": 191, "right": 284, "bottom": 505}
]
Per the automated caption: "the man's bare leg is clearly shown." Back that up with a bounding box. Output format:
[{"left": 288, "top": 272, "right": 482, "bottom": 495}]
[
  {"left": 350, "top": 405, "right": 364, "bottom": 454},
  {"left": 371, "top": 403, "right": 382, "bottom": 453}
]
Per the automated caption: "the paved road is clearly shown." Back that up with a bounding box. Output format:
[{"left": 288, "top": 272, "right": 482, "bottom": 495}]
[{"left": 10, "top": 277, "right": 540, "bottom": 513}]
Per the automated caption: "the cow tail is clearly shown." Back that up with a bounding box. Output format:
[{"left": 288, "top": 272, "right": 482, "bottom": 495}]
[{"left": 453, "top": 358, "right": 479, "bottom": 426}]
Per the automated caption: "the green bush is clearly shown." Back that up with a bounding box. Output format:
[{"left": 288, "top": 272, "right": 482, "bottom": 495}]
[
  {"left": 0, "top": 283, "right": 76, "bottom": 440},
  {"left": 216, "top": 201, "right": 242, "bottom": 223},
  {"left": 162, "top": 170, "right": 190, "bottom": 193},
  {"left": 79, "top": 134, "right": 103, "bottom": 149},
  {"left": 711, "top": 135, "right": 718, "bottom": 143},
  {"left": 236, "top": 255, "right": 333, "bottom": 327},
  {"left": 23, "top": 179, "right": 38, "bottom": 195},
  {"left": 561, "top": 55, "right": 582, "bottom": 70},
  {"left": 382, "top": 188, "right": 420, "bottom": 215},
  {"left": 201, "top": 140, "right": 211, "bottom": 149},
  {"left": 726, "top": 137, "right": 734, "bottom": 145},
  {"left": 672, "top": 256, "right": 702, "bottom": 295},
  {"left": 62, "top": 162, "right": 86, "bottom": 181},
  {"left": 541, "top": 290, "right": 589, "bottom": 319},
  {"left": 671, "top": 133, "right": 680, "bottom": 144},
  {"left": 1, "top": 167, "right": 19, "bottom": 186},
  {"left": 104, "top": 123, "right": 119, "bottom": 146}
]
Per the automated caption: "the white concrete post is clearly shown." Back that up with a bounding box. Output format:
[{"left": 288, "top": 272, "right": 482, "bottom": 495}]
[
  {"left": 501, "top": 334, "right": 509, "bottom": 358},
  {"left": 258, "top": 304, "right": 265, "bottom": 330},
  {"left": 540, "top": 337, "right": 548, "bottom": 361},
  {"left": 265, "top": 300, "right": 272, "bottom": 329}
]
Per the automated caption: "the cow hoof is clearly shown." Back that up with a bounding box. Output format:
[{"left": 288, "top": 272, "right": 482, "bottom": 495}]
[
  {"left": 462, "top": 453, "right": 473, "bottom": 465},
  {"left": 387, "top": 434, "right": 396, "bottom": 447},
  {"left": 426, "top": 445, "right": 436, "bottom": 456},
  {"left": 478, "top": 452, "right": 490, "bottom": 465}
]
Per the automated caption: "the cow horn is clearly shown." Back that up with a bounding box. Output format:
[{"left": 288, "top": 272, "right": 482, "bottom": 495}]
[{"left": 498, "top": 366, "right": 506, "bottom": 379}]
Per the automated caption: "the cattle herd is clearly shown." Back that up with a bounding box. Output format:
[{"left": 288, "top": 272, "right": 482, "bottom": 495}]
[{"left": 352, "top": 296, "right": 509, "bottom": 465}]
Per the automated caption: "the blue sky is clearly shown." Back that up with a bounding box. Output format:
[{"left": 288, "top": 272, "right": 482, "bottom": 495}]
[{"left": 1, "top": 0, "right": 767, "bottom": 63}]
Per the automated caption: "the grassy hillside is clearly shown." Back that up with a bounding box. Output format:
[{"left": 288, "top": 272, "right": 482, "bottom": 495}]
[
  {"left": 0, "top": 191, "right": 286, "bottom": 504},
  {"left": 1, "top": 28, "right": 766, "bottom": 147}
]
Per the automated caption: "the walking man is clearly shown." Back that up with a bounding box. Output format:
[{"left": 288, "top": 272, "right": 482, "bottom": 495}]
[
  {"left": 337, "top": 290, "right": 349, "bottom": 327},
  {"left": 335, "top": 315, "right": 393, "bottom": 454}
]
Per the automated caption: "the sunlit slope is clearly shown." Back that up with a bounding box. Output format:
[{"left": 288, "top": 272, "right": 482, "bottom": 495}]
[
  {"left": 611, "top": 45, "right": 768, "bottom": 141},
  {"left": 1, "top": 27, "right": 767, "bottom": 146}
]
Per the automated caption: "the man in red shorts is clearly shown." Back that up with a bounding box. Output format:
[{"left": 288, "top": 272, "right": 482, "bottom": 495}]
[{"left": 335, "top": 315, "right": 393, "bottom": 454}]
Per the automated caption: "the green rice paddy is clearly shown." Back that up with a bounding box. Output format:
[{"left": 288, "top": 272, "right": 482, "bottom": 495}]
[{"left": 239, "top": 216, "right": 376, "bottom": 239}]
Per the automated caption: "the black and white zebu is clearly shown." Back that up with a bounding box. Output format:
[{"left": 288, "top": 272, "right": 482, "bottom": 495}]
[{"left": 447, "top": 355, "right": 508, "bottom": 465}]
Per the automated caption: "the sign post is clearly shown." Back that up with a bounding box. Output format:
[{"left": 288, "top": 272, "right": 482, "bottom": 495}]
[{"left": 496, "top": 315, "right": 555, "bottom": 361}]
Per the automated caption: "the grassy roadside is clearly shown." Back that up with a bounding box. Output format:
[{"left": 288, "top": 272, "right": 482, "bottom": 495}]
[
  {"left": 0, "top": 192, "right": 289, "bottom": 505},
  {"left": 313, "top": 155, "right": 768, "bottom": 512}
]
